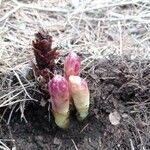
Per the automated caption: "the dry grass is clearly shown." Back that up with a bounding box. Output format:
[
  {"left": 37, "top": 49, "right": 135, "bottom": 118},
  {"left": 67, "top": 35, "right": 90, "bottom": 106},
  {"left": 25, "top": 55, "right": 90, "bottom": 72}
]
[{"left": 0, "top": 0, "right": 150, "bottom": 149}]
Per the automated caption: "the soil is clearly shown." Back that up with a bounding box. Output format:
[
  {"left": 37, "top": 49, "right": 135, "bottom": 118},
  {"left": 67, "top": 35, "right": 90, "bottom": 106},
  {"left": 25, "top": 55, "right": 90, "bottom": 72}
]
[{"left": 0, "top": 56, "right": 150, "bottom": 150}]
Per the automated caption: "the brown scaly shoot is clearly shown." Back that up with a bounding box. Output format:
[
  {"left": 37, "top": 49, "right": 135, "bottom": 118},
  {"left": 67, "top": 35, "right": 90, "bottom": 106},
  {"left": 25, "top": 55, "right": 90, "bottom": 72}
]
[
  {"left": 32, "top": 30, "right": 59, "bottom": 101},
  {"left": 32, "top": 31, "right": 59, "bottom": 81}
]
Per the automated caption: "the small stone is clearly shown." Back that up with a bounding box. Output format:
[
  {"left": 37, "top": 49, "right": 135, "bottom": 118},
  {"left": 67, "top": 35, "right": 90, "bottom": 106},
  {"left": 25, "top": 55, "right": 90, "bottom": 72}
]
[
  {"left": 109, "top": 111, "right": 121, "bottom": 125},
  {"left": 40, "top": 98, "right": 47, "bottom": 107},
  {"left": 54, "top": 137, "right": 61, "bottom": 145},
  {"left": 122, "top": 113, "right": 128, "bottom": 119}
]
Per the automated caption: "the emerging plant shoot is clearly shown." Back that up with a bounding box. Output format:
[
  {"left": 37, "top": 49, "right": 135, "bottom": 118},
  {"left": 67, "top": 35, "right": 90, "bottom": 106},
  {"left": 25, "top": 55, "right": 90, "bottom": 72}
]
[
  {"left": 69, "top": 75, "right": 90, "bottom": 121},
  {"left": 32, "top": 31, "right": 59, "bottom": 101},
  {"left": 48, "top": 75, "right": 70, "bottom": 128},
  {"left": 64, "top": 52, "right": 81, "bottom": 80}
]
